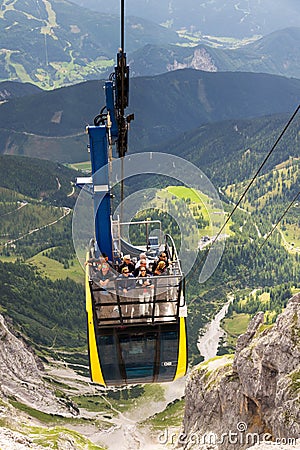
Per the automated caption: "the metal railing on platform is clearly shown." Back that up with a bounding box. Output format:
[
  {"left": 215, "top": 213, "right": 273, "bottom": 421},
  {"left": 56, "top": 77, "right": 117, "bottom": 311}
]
[{"left": 89, "top": 273, "right": 184, "bottom": 327}]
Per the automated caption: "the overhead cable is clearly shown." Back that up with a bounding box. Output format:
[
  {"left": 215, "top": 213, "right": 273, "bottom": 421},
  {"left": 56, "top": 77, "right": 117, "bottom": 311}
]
[
  {"left": 208, "top": 104, "right": 300, "bottom": 252},
  {"left": 257, "top": 189, "right": 300, "bottom": 253}
]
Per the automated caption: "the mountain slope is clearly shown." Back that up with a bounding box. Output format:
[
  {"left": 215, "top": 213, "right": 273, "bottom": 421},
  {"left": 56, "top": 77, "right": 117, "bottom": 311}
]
[
  {"left": 1, "top": 0, "right": 300, "bottom": 88},
  {"left": 0, "top": 81, "right": 42, "bottom": 102},
  {"left": 0, "top": 154, "right": 81, "bottom": 273},
  {"left": 0, "top": 70, "right": 300, "bottom": 162},
  {"left": 129, "top": 27, "right": 300, "bottom": 80},
  {"left": 146, "top": 113, "right": 300, "bottom": 186},
  {"left": 0, "top": 314, "right": 78, "bottom": 416},
  {"left": 0, "top": 0, "right": 179, "bottom": 89},
  {"left": 0, "top": 154, "right": 78, "bottom": 204},
  {"left": 0, "top": 314, "right": 108, "bottom": 449}
]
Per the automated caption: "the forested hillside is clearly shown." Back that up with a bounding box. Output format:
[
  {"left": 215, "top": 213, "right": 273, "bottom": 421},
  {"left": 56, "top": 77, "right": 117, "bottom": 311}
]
[
  {"left": 0, "top": 155, "right": 78, "bottom": 205},
  {"left": 186, "top": 207, "right": 300, "bottom": 362},
  {"left": 0, "top": 155, "right": 85, "bottom": 364},
  {"left": 0, "top": 260, "right": 85, "bottom": 348},
  {"left": 0, "top": 155, "right": 82, "bottom": 267},
  {"left": 72, "top": 0, "right": 300, "bottom": 38},
  {"left": 0, "top": 71, "right": 300, "bottom": 162},
  {"left": 149, "top": 113, "right": 300, "bottom": 186}
]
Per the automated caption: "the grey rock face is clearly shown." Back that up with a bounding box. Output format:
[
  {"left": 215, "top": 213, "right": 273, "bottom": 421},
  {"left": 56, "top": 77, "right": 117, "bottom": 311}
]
[
  {"left": 180, "top": 294, "right": 300, "bottom": 449},
  {"left": 0, "top": 314, "right": 77, "bottom": 417}
]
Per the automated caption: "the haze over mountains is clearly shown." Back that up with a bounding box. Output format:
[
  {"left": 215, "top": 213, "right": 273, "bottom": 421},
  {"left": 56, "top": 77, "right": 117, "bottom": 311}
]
[{"left": 71, "top": 0, "right": 300, "bottom": 38}]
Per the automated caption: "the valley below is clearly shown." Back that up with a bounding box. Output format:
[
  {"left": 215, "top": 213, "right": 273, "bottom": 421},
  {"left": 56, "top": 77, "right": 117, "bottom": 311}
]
[
  {"left": 0, "top": 289, "right": 236, "bottom": 450},
  {"left": 0, "top": 341, "right": 186, "bottom": 449},
  {"left": 197, "top": 296, "right": 233, "bottom": 361}
]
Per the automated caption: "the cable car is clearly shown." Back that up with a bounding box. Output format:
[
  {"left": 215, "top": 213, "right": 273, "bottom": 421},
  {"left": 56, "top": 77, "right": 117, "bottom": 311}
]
[
  {"left": 77, "top": 1, "right": 187, "bottom": 386},
  {"left": 85, "top": 234, "right": 187, "bottom": 386}
]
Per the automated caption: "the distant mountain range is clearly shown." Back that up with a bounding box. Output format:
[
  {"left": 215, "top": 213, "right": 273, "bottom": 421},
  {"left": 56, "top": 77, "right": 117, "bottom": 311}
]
[
  {"left": 71, "top": 0, "right": 300, "bottom": 38},
  {"left": 0, "top": 0, "right": 179, "bottom": 89},
  {"left": 0, "top": 69, "right": 299, "bottom": 163},
  {"left": 1, "top": 1, "right": 300, "bottom": 88},
  {"left": 130, "top": 27, "right": 300, "bottom": 80}
]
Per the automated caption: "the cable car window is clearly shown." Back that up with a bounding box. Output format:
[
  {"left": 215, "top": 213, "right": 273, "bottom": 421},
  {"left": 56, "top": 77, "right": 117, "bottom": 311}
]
[
  {"left": 97, "top": 335, "right": 122, "bottom": 382},
  {"left": 157, "top": 330, "right": 178, "bottom": 382},
  {"left": 119, "top": 333, "right": 157, "bottom": 382}
]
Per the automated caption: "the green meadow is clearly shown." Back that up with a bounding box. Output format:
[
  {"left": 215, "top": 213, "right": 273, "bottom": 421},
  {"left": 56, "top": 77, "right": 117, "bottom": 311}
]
[
  {"left": 27, "top": 252, "right": 84, "bottom": 283},
  {"left": 221, "top": 312, "right": 251, "bottom": 347},
  {"left": 67, "top": 161, "right": 91, "bottom": 172},
  {"left": 164, "top": 185, "right": 231, "bottom": 237}
]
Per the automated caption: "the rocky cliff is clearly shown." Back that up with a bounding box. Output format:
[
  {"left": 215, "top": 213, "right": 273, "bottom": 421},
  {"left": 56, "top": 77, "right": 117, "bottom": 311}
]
[
  {"left": 0, "top": 314, "right": 108, "bottom": 448},
  {"left": 180, "top": 293, "right": 300, "bottom": 449},
  {"left": 0, "top": 314, "right": 78, "bottom": 417}
]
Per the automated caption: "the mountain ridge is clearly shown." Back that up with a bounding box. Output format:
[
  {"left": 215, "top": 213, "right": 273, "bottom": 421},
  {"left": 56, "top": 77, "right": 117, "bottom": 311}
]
[
  {"left": 0, "top": 81, "right": 42, "bottom": 102},
  {"left": 129, "top": 27, "right": 300, "bottom": 80},
  {"left": 1, "top": 1, "right": 300, "bottom": 88},
  {"left": 0, "top": 70, "right": 300, "bottom": 163},
  {"left": 0, "top": 0, "right": 179, "bottom": 89}
]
